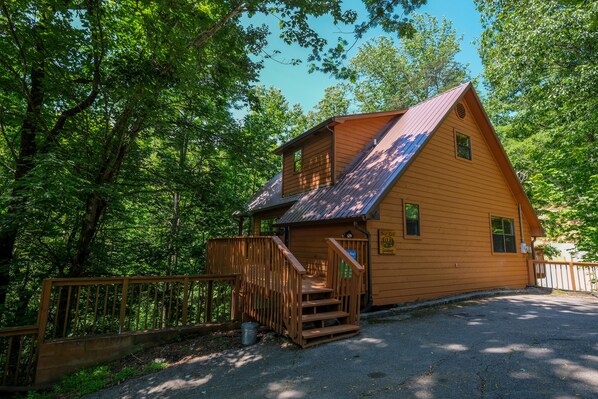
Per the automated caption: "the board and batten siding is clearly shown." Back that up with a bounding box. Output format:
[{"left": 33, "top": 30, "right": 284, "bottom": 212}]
[
  {"left": 367, "top": 99, "right": 532, "bottom": 306},
  {"left": 282, "top": 131, "right": 332, "bottom": 197},
  {"left": 334, "top": 116, "right": 395, "bottom": 180}
]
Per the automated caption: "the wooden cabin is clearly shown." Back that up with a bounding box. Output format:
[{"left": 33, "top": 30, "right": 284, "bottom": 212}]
[{"left": 208, "top": 83, "right": 543, "bottom": 347}]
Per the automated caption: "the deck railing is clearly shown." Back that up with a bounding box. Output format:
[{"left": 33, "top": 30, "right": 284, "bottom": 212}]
[
  {"left": 326, "top": 238, "right": 365, "bottom": 324},
  {"left": 1, "top": 274, "right": 239, "bottom": 390},
  {"left": 37, "top": 274, "right": 239, "bottom": 342},
  {"left": 528, "top": 260, "right": 598, "bottom": 292},
  {"left": 0, "top": 326, "right": 39, "bottom": 388},
  {"left": 335, "top": 238, "right": 368, "bottom": 294},
  {"left": 207, "top": 236, "right": 306, "bottom": 344}
]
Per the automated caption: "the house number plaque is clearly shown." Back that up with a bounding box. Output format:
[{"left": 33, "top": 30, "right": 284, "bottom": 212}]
[{"left": 378, "top": 230, "right": 396, "bottom": 255}]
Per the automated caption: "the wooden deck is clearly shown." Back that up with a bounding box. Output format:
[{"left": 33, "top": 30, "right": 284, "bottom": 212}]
[
  {"left": 206, "top": 236, "right": 365, "bottom": 347},
  {"left": 302, "top": 276, "right": 328, "bottom": 294}
]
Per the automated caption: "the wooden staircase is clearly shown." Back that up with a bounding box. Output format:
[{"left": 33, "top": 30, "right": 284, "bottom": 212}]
[
  {"left": 206, "top": 236, "right": 364, "bottom": 348},
  {"left": 299, "top": 283, "right": 360, "bottom": 347}
]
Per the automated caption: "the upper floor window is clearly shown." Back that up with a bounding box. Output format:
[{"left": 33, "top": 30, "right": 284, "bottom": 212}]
[
  {"left": 294, "top": 148, "right": 302, "bottom": 172},
  {"left": 491, "top": 216, "right": 516, "bottom": 253},
  {"left": 405, "top": 203, "right": 420, "bottom": 237},
  {"left": 455, "top": 132, "right": 472, "bottom": 160}
]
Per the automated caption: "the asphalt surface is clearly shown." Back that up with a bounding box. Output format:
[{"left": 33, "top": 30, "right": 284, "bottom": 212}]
[{"left": 87, "top": 292, "right": 598, "bottom": 399}]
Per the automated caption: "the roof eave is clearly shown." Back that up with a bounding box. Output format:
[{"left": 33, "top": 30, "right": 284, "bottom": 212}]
[
  {"left": 363, "top": 83, "right": 473, "bottom": 218},
  {"left": 463, "top": 89, "right": 544, "bottom": 237},
  {"left": 273, "top": 109, "right": 408, "bottom": 155}
]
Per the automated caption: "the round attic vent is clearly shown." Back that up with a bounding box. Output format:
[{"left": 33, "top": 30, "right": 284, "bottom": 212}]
[{"left": 455, "top": 102, "right": 466, "bottom": 119}]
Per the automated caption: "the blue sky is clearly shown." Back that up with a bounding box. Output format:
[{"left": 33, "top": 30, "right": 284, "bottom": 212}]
[{"left": 247, "top": 0, "right": 484, "bottom": 111}]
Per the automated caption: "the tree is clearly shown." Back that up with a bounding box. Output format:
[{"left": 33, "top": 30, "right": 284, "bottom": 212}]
[
  {"left": 303, "top": 84, "right": 352, "bottom": 126},
  {"left": 0, "top": 0, "right": 429, "bottom": 320},
  {"left": 347, "top": 13, "right": 471, "bottom": 112},
  {"left": 477, "top": 0, "right": 598, "bottom": 258}
]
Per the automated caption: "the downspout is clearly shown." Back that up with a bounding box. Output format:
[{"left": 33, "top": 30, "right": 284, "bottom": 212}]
[
  {"left": 518, "top": 203, "right": 526, "bottom": 253},
  {"left": 353, "top": 220, "right": 373, "bottom": 311}
]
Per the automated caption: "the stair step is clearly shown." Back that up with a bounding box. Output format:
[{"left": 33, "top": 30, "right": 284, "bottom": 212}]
[
  {"left": 302, "top": 311, "right": 349, "bottom": 323},
  {"left": 303, "top": 286, "right": 333, "bottom": 294},
  {"left": 302, "top": 324, "right": 359, "bottom": 339},
  {"left": 301, "top": 298, "right": 341, "bottom": 308}
]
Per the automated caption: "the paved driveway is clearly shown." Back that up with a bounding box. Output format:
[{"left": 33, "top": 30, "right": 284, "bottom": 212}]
[{"left": 88, "top": 292, "right": 598, "bottom": 399}]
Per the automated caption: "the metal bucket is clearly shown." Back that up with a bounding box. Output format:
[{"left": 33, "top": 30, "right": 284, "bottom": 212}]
[{"left": 241, "top": 322, "right": 259, "bottom": 346}]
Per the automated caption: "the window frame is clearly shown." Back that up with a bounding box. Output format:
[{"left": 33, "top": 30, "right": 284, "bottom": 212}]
[
  {"left": 454, "top": 130, "right": 472, "bottom": 161},
  {"left": 489, "top": 215, "right": 517, "bottom": 254},
  {"left": 403, "top": 201, "right": 421, "bottom": 239},
  {"left": 293, "top": 148, "right": 302, "bottom": 173}
]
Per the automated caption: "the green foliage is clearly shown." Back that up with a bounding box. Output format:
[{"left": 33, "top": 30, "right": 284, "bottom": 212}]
[
  {"left": 347, "top": 13, "right": 471, "bottom": 112},
  {"left": 0, "top": 1, "right": 428, "bottom": 325},
  {"left": 477, "top": 0, "right": 598, "bottom": 259},
  {"left": 303, "top": 84, "right": 352, "bottom": 126},
  {"left": 19, "top": 360, "right": 168, "bottom": 399}
]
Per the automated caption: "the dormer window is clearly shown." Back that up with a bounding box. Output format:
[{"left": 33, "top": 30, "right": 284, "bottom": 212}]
[
  {"left": 455, "top": 132, "right": 472, "bottom": 160},
  {"left": 294, "top": 148, "right": 302, "bottom": 172}
]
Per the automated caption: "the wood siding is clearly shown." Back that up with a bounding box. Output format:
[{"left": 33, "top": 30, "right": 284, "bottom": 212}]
[
  {"left": 282, "top": 131, "right": 332, "bottom": 197},
  {"left": 290, "top": 223, "right": 366, "bottom": 277},
  {"left": 334, "top": 116, "right": 394, "bottom": 180},
  {"left": 368, "top": 99, "right": 533, "bottom": 306}
]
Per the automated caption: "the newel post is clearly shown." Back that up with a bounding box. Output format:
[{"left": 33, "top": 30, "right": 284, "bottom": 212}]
[
  {"left": 568, "top": 261, "right": 576, "bottom": 291},
  {"left": 37, "top": 279, "right": 53, "bottom": 345},
  {"left": 527, "top": 259, "right": 536, "bottom": 286}
]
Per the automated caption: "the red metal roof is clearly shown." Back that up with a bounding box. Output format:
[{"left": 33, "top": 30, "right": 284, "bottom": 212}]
[
  {"left": 277, "top": 83, "right": 471, "bottom": 224},
  {"left": 246, "top": 82, "right": 542, "bottom": 236}
]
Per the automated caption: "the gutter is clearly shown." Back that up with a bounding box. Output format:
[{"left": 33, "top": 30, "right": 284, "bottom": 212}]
[{"left": 353, "top": 221, "right": 373, "bottom": 311}]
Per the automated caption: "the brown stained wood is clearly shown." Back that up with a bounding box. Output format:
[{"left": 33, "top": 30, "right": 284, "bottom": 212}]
[
  {"left": 302, "top": 310, "right": 349, "bottom": 323},
  {"left": 101, "top": 286, "right": 109, "bottom": 334},
  {"left": 282, "top": 131, "right": 332, "bottom": 197},
  {"left": 118, "top": 279, "right": 129, "bottom": 333},
  {"left": 182, "top": 277, "right": 189, "bottom": 326},
  {"left": 301, "top": 324, "right": 359, "bottom": 339},
  {"left": 334, "top": 116, "right": 394, "bottom": 179}
]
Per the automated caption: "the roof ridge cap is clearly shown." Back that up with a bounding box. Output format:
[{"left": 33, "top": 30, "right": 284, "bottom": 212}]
[{"left": 407, "top": 82, "right": 471, "bottom": 110}]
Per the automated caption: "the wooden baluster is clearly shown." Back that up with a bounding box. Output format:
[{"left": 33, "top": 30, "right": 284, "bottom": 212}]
[
  {"left": 53, "top": 287, "right": 62, "bottom": 339},
  {"left": 119, "top": 279, "right": 129, "bottom": 334},
  {"left": 101, "top": 286, "right": 109, "bottom": 333},
  {"left": 182, "top": 277, "right": 189, "bottom": 326},
  {"left": 206, "top": 280, "right": 213, "bottom": 322},
  {"left": 63, "top": 286, "right": 73, "bottom": 338},
  {"left": 92, "top": 285, "right": 100, "bottom": 333},
  {"left": 37, "top": 279, "right": 53, "bottom": 345}
]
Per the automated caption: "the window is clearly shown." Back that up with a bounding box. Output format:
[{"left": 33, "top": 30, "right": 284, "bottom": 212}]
[
  {"left": 259, "top": 218, "right": 277, "bottom": 236},
  {"left": 491, "top": 216, "right": 516, "bottom": 253},
  {"left": 455, "top": 132, "right": 472, "bottom": 160},
  {"left": 293, "top": 149, "right": 302, "bottom": 172},
  {"left": 405, "top": 203, "right": 420, "bottom": 237}
]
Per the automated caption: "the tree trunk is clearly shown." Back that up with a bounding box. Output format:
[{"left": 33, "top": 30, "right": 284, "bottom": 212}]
[
  {"left": 167, "top": 132, "right": 188, "bottom": 275},
  {"left": 0, "top": 53, "right": 45, "bottom": 304},
  {"left": 69, "top": 101, "right": 143, "bottom": 276}
]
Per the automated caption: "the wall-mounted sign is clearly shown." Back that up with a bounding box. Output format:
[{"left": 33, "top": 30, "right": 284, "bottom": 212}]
[
  {"left": 379, "top": 230, "right": 396, "bottom": 255},
  {"left": 340, "top": 249, "right": 357, "bottom": 278}
]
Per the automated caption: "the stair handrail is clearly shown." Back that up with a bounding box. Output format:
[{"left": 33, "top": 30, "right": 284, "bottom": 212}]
[
  {"left": 270, "top": 236, "right": 306, "bottom": 343},
  {"left": 271, "top": 236, "right": 307, "bottom": 275},
  {"left": 206, "top": 236, "right": 307, "bottom": 345},
  {"left": 325, "top": 238, "right": 364, "bottom": 325}
]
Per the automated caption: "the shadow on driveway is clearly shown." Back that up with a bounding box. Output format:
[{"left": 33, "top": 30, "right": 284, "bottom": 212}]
[{"left": 86, "top": 293, "right": 598, "bottom": 399}]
